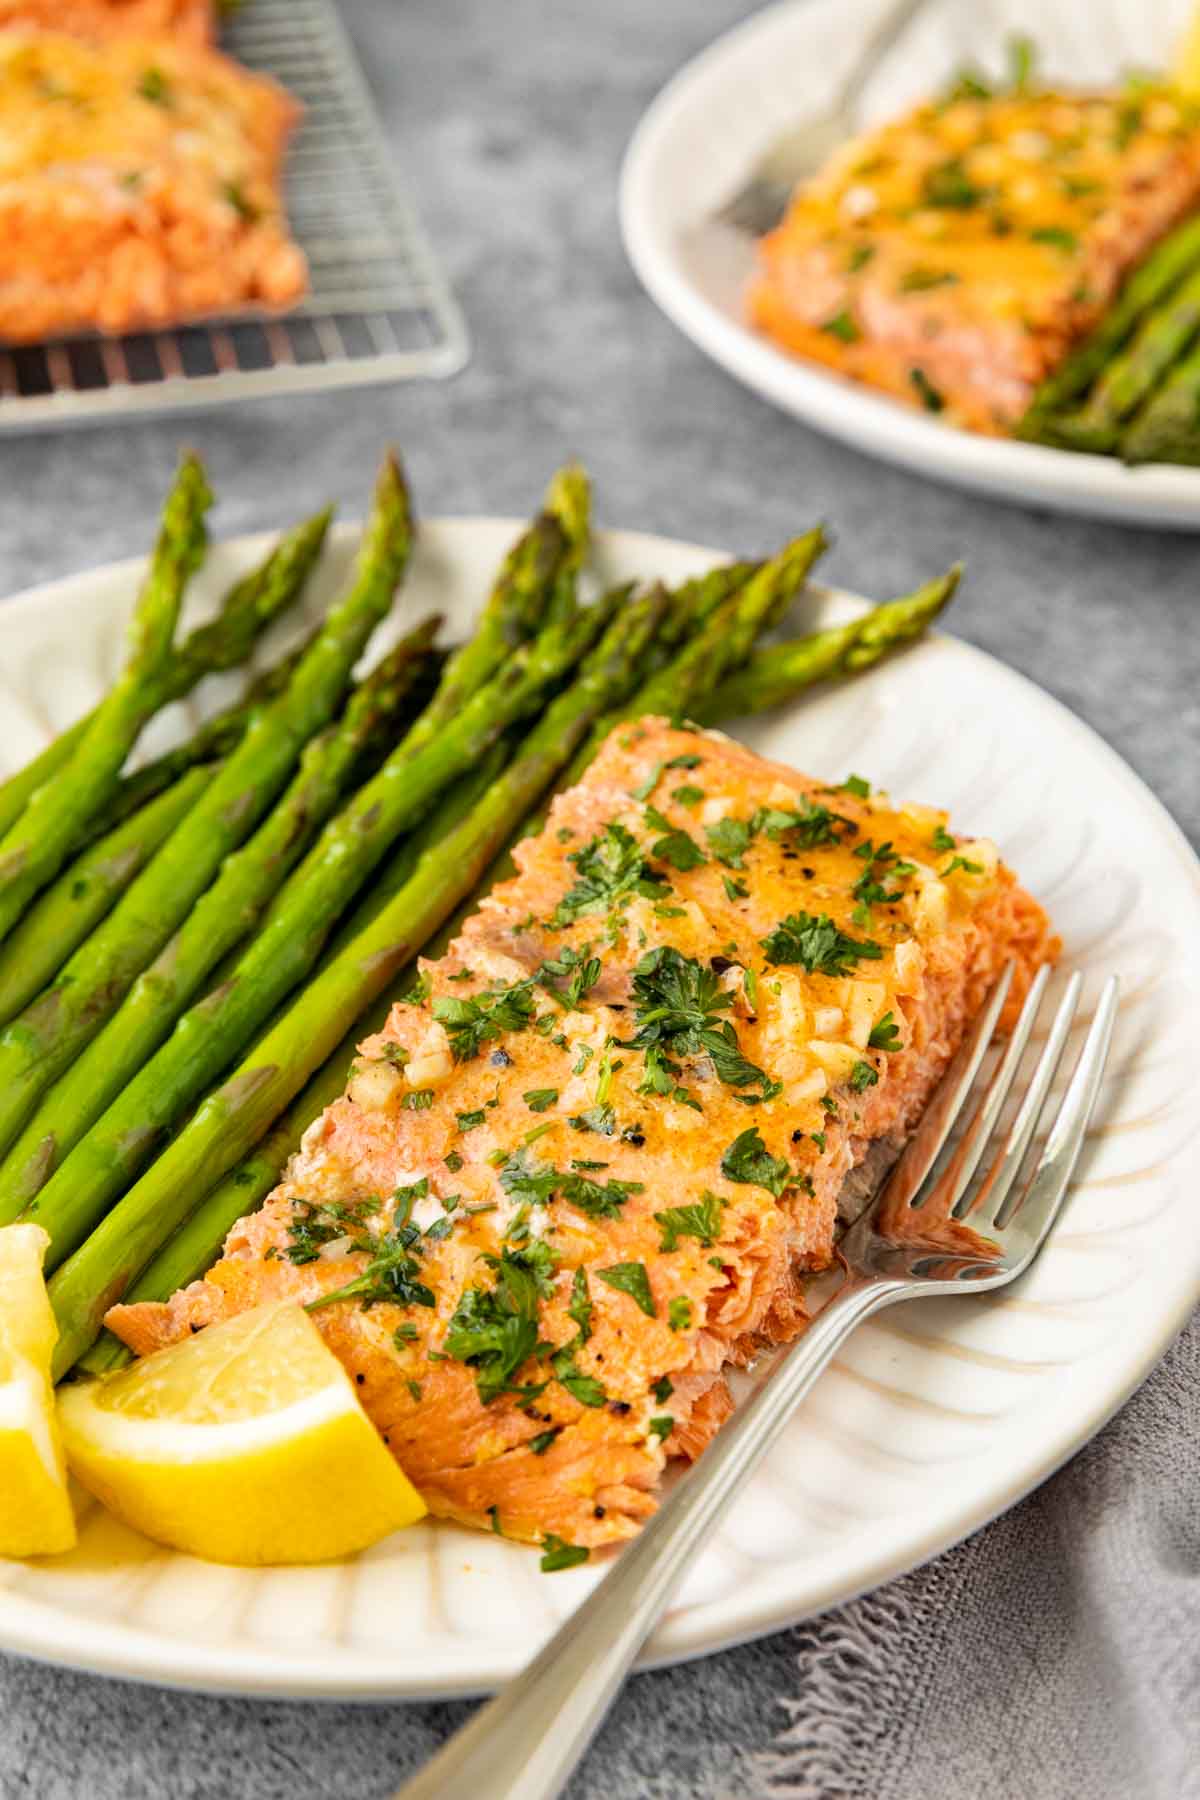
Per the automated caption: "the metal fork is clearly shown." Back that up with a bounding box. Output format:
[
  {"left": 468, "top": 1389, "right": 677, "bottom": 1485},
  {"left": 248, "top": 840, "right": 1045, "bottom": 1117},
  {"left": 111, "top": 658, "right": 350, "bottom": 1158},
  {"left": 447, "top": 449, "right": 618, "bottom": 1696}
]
[
  {"left": 394, "top": 960, "right": 1118, "bottom": 1800},
  {"left": 715, "top": 0, "right": 930, "bottom": 236}
]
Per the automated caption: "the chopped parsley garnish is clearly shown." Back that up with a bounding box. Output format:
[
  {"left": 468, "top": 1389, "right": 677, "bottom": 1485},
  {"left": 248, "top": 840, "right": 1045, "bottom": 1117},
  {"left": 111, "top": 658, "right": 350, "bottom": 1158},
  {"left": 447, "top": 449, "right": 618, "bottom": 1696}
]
[
  {"left": 401, "top": 972, "right": 430, "bottom": 1006},
  {"left": 402, "top": 1088, "right": 435, "bottom": 1111},
  {"left": 537, "top": 944, "right": 601, "bottom": 1009},
  {"left": 552, "top": 822, "right": 666, "bottom": 926},
  {"left": 649, "top": 1416, "right": 674, "bottom": 1442},
  {"left": 305, "top": 1203, "right": 436, "bottom": 1317},
  {"left": 597, "top": 1261, "right": 656, "bottom": 1318},
  {"left": 841, "top": 774, "right": 871, "bottom": 798},
  {"left": 569, "top": 1103, "right": 617, "bottom": 1136},
  {"left": 551, "top": 1343, "right": 606, "bottom": 1406},
  {"left": 528, "top": 1428, "right": 560, "bottom": 1455},
  {"left": 668, "top": 1297, "right": 694, "bottom": 1332},
  {"left": 666, "top": 752, "right": 702, "bottom": 770},
  {"left": 1031, "top": 226, "right": 1078, "bottom": 253},
  {"left": 898, "top": 267, "right": 958, "bottom": 293},
  {"left": 443, "top": 1240, "right": 557, "bottom": 1404},
  {"left": 868, "top": 1010, "right": 902, "bottom": 1051},
  {"left": 931, "top": 824, "right": 956, "bottom": 852},
  {"left": 644, "top": 805, "right": 707, "bottom": 872},
  {"left": 631, "top": 762, "right": 664, "bottom": 802},
  {"left": 568, "top": 1266, "right": 593, "bottom": 1340},
  {"left": 909, "top": 368, "right": 946, "bottom": 413},
  {"left": 456, "top": 1108, "right": 486, "bottom": 1132},
  {"left": 636, "top": 1041, "right": 701, "bottom": 1112},
  {"left": 671, "top": 784, "right": 704, "bottom": 807},
  {"left": 822, "top": 309, "right": 860, "bottom": 343},
  {"left": 523, "top": 1087, "right": 559, "bottom": 1113},
  {"left": 705, "top": 817, "right": 752, "bottom": 868},
  {"left": 434, "top": 980, "right": 537, "bottom": 1062},
  {"left": 720, "top": 1126, "right": 790, "bottom": 1197},
  {"left": 541, "top": 1534, "right": 589, "bottom": 1573},
  {"left": 848, "top": 243, "right": 876, "bottom": 272},
  {"left": 221, "top": 179, "right": 258, "bottom": 222},
  {"left": 379, "top": 1041, "right": 409, "bottom": 1067},
  {"left": 723, "top": 874, "right": 749, "bottom": 901},
  {"left": 760, "top": 911, "right": 883, "bottom": 975},
  {"left": 942, "top": 854, "right": 983, "bottom": 877},
  {"left": 653, "top": 1376, "right": 674, "bottom": 1404},
  {"left": 137, "top": 66, "right": 171, "bottom": 105},
  {"left": 498, "top": 1149, "right": 642, "bottom": 1219},
  {"left": 284, "top": 1194, "right": 379, "bottom": 1264},
  {"left": 621, "top": 946, "right": 779, "bottom": 1103},
  {"left": 922, "top": 158, "right": 988, "bottom": 210},
  {"left": 444, "top": 1150, "right": 464, "bottom": 1172},
  {"left": 850, "top": 1060, "right": 880, "bottom": 1092},
  {"left": 655, "top": 1191, "right": 724, "bottom": 1252}
]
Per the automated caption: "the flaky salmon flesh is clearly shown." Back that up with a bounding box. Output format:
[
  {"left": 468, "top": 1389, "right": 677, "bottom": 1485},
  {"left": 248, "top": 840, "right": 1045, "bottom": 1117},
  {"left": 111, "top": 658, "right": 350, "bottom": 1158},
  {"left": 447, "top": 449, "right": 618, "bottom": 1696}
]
[
  {"left": 110, "top": 720, "right": 1056, "bottom": 1553},
  {"left": 751, "top": 86, "right": 1200, "bottom": 432}
]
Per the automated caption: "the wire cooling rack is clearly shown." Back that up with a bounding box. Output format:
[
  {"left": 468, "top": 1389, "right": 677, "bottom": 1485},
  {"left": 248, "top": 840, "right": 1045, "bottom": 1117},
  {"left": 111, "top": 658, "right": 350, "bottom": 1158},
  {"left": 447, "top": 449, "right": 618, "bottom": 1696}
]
[{"left": 0, "top": 0, "right": 468, "bottom": 429}]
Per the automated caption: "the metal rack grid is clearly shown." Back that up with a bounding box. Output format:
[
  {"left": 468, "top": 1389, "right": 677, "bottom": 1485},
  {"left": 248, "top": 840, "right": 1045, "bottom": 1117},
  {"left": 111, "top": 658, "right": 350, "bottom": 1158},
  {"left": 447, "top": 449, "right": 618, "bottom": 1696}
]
[{"left": 0, "top": 0, "right": 469, "bottom": 430}]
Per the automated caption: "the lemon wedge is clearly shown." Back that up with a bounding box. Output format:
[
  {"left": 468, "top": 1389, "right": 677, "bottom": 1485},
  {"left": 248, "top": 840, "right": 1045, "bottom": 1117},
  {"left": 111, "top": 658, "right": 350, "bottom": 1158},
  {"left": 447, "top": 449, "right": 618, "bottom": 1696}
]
[
  {"left": 1175, "top": 6, "right": 1200, "bottom": 95},
  {"left": 58, "top": 1300, "right": 425, "bottom": 1565},
  {"left": 0, "top": 1223, "right": 76, "bottom": 1557}
]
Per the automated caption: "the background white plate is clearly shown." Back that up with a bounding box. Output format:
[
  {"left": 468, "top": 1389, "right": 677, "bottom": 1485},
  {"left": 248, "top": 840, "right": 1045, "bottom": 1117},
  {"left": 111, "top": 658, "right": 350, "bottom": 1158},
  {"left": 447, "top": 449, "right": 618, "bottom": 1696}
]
[
  {"left": 0, "top": 518, "right": 1197, "bottom": 1699},
  {"left": 620, "top": 0, "right": 1200, "bottom": 528}
]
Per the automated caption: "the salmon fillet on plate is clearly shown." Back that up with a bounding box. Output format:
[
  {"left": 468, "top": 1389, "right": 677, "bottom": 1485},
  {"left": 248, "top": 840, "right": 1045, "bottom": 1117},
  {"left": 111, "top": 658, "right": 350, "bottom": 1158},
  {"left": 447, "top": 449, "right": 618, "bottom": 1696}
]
[{"left": 110, "top": 721, "right": 1056, "bottom": 1552}]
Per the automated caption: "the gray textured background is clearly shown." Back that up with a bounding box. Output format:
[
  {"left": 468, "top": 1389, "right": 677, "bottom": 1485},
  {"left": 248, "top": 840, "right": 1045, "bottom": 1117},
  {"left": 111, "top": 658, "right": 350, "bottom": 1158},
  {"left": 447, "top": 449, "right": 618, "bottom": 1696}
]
[{"left": 0, "top": 2, "right": 1197, "bottom": 1796}]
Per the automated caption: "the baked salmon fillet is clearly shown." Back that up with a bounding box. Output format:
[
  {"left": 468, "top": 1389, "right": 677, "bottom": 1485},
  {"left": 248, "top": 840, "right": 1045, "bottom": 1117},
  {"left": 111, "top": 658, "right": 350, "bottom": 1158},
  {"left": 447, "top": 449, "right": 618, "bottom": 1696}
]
[
  {"left": 0, "top": 1, "right": 213, "bottom": 42},
  {"left": 750, "top": 85, "right": 1200, "bottom": 432},
  {"left": 109, "top": 721, "right": 1057, "bottom": 1553},
  {"left": 0, "top": 30, "right": 305, "bottom": 343}
]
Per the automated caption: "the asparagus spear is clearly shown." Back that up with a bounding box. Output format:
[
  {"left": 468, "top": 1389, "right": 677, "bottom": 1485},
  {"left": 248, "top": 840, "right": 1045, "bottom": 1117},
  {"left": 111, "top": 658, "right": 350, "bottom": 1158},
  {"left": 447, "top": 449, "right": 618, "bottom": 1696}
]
[
  {"left": 0, "top": 637, "right": 321, "bottom": 1024},
  {"left": 540, "top": 463, "right": 591, "bottom": 626},
  {"left": 401, "top": 464, "right": 590, "bottom": 761},
  {"left": 1119, "top": 338, "right": 1200, "bottom": 464},
  {"left": 0, "top": 622, "right": 439, "bottom": 1228},
  {"left": 0, "top": 456, "right": 213, "bottom": 942},
  {"left": 1019, "top": 213, "right": 1200, "bottom": 432},
  {"left": 0, "top": 507, "right": 332, "bottom": 845},
  {"left": 566, "top": 527, "right": 827, "bottom": 784},
  {"left": 76, "top": 753, "right": 511, "bottom": 1378},
  {"left": 49, "top": 586, "right": 670, "bottom": 1377},
  {"left": 26, "top": 590, "right": 620, "bottom": 1266},
  {"left": 1041, "top": 266, "right": 1200, "bottom": 454},
  {"left": 701, "top": 566, "right": 960, "bottom": 719},
  {"left": 0, "top": 765, "right": 217, "bottom": 1029},
  {"left": 0, "top": 455, "right": 413, "bottom": 1165}
]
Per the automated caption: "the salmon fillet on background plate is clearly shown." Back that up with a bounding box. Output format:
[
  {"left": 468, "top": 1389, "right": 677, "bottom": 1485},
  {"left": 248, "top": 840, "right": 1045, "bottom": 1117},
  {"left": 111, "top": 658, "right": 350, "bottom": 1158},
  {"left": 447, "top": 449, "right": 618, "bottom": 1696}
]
[
  {"left": 0, "top": 1, "right": 214, "bottom": 41},
  {"left": 110, "top": 720, "right": 1056, "bottom": 1552},
  {"left": 750, "top": 84, "right": 1200, "bottom": 434}
]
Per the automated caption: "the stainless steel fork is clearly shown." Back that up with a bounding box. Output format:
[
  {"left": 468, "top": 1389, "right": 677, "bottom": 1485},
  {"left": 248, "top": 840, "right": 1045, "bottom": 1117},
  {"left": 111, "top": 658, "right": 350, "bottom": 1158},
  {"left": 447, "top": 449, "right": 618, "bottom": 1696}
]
[
  {"left": 394, "top": 959, "right": 1118, "bottom": 1800},
  {"left": 715, "top": 0, "right": 929, "bottom": 236}
]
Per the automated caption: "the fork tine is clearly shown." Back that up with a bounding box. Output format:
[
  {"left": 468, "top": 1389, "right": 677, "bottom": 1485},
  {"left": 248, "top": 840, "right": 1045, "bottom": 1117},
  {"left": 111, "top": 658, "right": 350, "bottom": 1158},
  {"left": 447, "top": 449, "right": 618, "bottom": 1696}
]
[
  {"left": 965, "top": 971, "right": 1081, "bottom": 1230},
  {"left": 947, "top": 964, "right": 1052, "bottom": 1221},
  {"left": 994, "top": 972, "right": 1117, "bottom": 1241},
  {"left": 872, "top": 959, "right": 1014, "bottom": 1217}
]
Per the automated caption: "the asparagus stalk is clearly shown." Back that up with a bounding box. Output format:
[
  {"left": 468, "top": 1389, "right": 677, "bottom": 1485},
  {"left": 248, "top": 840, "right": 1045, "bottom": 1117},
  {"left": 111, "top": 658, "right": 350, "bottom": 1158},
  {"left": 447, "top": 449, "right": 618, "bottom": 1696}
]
[
  {"left": 0, "top": 622, "right": 439, "bottom": 1230},
  {"left": 540, "top": 463, "right": 591, "bottom": 627},
  {"left": 1119, "top": 337, "right": 1200, "bottom": 464},
  {"left": 1019, "top": 213, "right": 1200, "bottom": 432},
  {"left": 49, "top": 587, "right": 670, "bottom": 1376},
  {"left": 401, "top": 464, "right": 590, "bottom": 760},
  {"left": 0, "top": 765, "right": 217, "bottom": 1029},
  {"left": 27, "top": 590, "right": 620, "bottom": 1266},
  {"left": 566, "top": 527, "right": 827, "bottom": 785},
  {"left": 77, "top": 753, "right": 511, "bottom": 1377},
  {"left": 701, "top": 566, "right": 961, "bottom": 719},
  {"left": 0, "top": 455, "right": 412, "bottom": 1166},
  {"left": 0, "top": 456, "right": 213, "bottom": 942},
  {"left": 0, "top": 505, "right": 330, "bottom": 846}
]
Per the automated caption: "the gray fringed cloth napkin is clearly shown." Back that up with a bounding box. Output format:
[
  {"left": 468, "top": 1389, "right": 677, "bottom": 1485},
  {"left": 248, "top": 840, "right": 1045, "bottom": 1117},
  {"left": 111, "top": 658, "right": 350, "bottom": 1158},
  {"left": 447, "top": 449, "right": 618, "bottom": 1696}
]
[{"left": 4, "top": 1313, "right": 1194, "bottom": 1800}]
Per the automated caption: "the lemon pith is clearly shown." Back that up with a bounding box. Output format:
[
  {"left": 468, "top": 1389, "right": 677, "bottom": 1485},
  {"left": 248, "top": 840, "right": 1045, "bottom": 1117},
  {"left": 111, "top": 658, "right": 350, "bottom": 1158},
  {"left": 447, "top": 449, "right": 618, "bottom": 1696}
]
[{"left": 58, "top": 1300, "right": 426, "bottom": 1565}]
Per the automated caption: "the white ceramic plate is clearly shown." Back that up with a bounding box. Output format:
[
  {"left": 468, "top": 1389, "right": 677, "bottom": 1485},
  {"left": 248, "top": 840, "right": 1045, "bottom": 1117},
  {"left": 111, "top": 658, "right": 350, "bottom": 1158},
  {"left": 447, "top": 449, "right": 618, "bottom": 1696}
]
[
  {"left": 0, "top": 518, "right": 1197, "bottom": 1699},
  {"left": 620, "top": 0, "right": 1200, "bottom": 528}
]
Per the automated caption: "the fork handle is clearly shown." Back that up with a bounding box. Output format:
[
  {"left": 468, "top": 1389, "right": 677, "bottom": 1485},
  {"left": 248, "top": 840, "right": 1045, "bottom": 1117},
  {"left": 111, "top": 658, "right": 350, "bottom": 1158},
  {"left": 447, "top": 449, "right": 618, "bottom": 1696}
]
[
  {"left": 392, "top": 1272, "right": 906, "bottom": 1800},
  {"left": 836, "top": 0, "right": 929, "bottom": 110}
]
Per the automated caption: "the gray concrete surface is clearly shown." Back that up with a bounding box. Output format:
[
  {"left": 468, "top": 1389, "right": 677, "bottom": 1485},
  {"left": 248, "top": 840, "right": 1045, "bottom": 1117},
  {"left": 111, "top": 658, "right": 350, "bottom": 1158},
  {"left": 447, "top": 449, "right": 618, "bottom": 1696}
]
[{"left": 0, "top": 3, "right": 1195, "bottom": 1795}]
